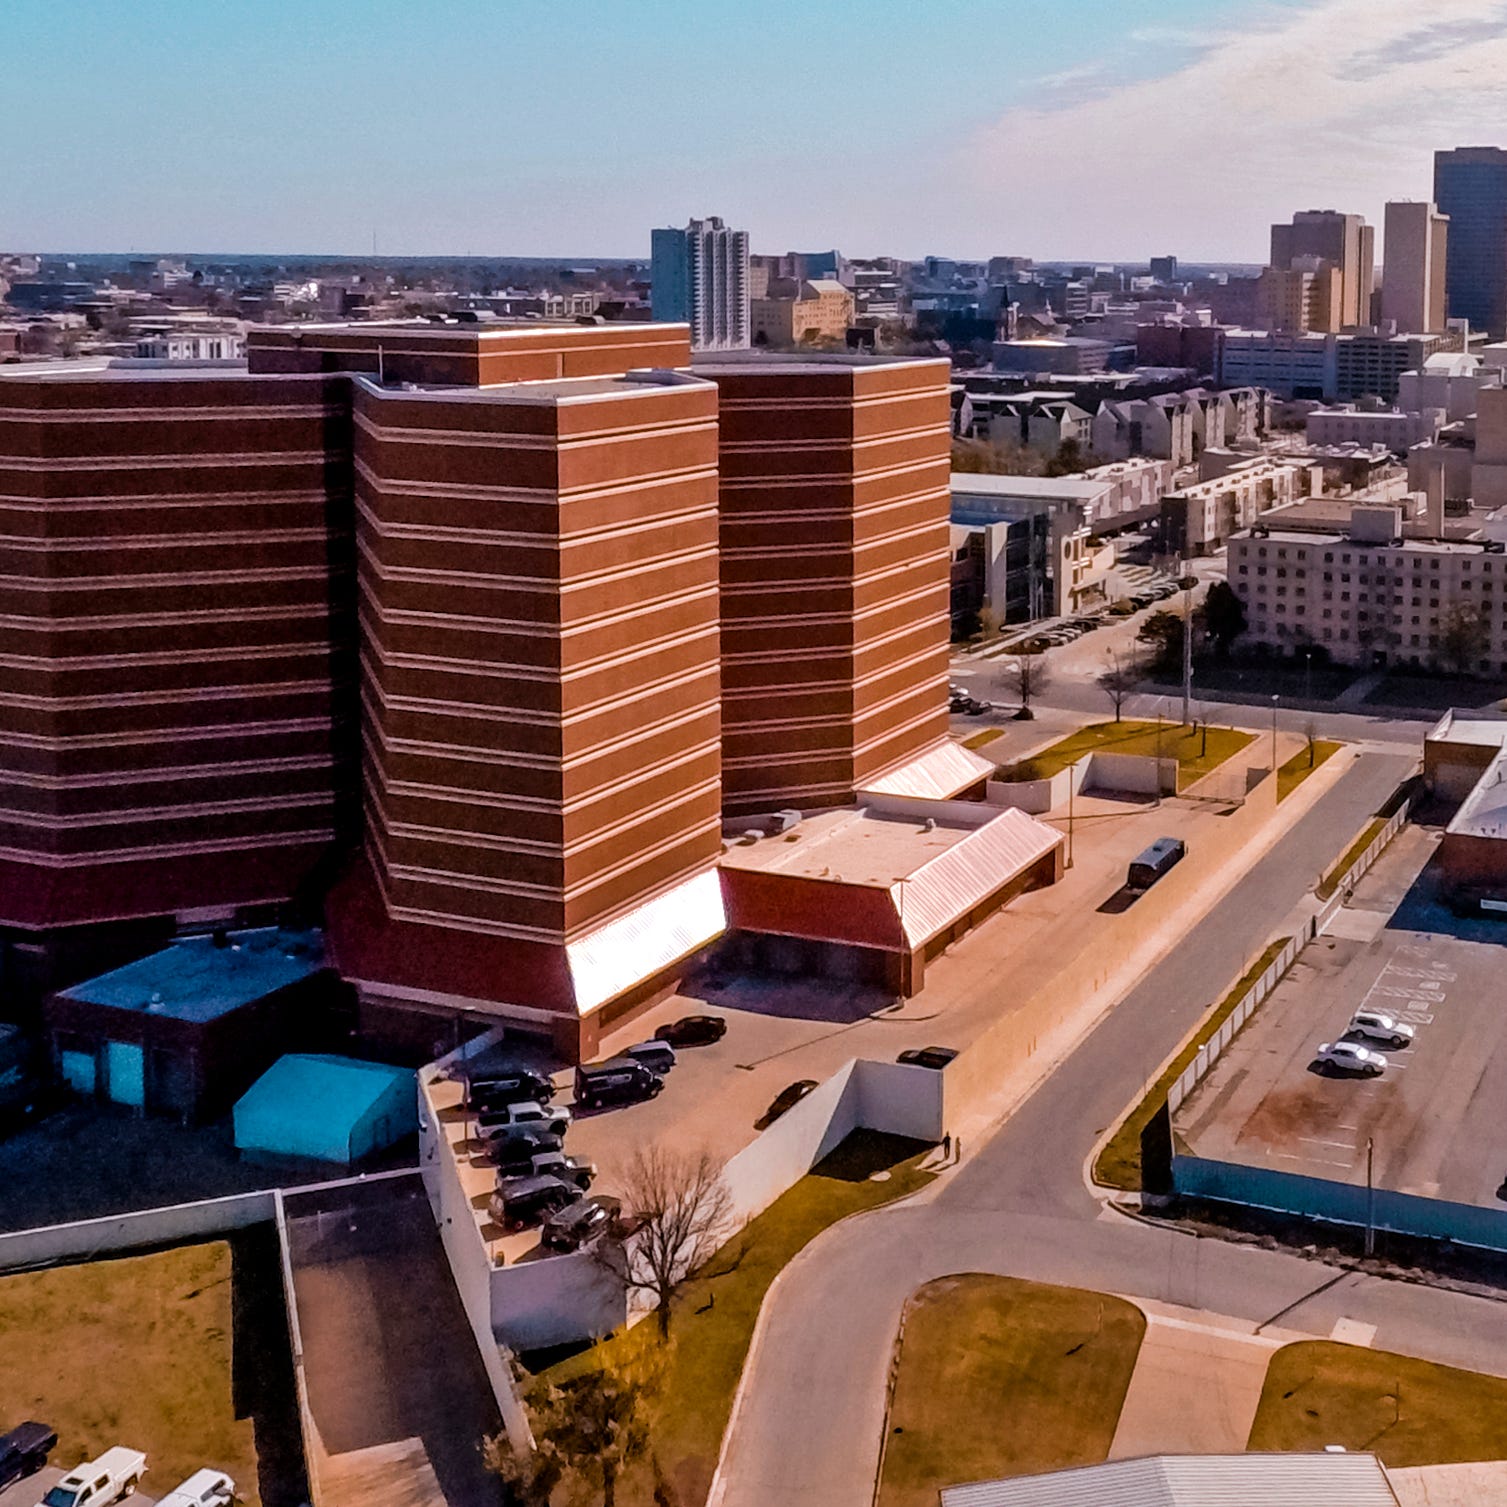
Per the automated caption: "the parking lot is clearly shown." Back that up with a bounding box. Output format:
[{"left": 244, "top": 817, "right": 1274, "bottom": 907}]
[
  {"left": 0, "top": 1467, "right": 157, "bottom": 1507},
  {"left": 427, "top": 724, "right": 1356, "bottom": 1266},
  {"left": 1174, "top": 823, "right": 1507, "bottom": 1209}
]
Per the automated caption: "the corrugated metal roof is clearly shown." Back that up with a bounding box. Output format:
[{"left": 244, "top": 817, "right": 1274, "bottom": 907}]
[
  {"left": 941, "top": 1453, "right": 1399, "bottom": 1507},
  {"left": 894, "top": 805, "right": 1061, "bottom": 949},
  {"left": 862, "top": 740, "right": 998, "bottom": 801},
  {"left": 566, "top": 867, "right": 725, "bottom": 1016}
]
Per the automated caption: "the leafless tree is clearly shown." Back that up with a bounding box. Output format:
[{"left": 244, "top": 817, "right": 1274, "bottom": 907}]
[
  {"left": 598, "top": 1146, "right": 734, "bottom": 1337},
  {"left": 976, "top": 604, "right": 1002, "bottom": 641},
  {"left": 1001, "top": 648, "right": 1052, "bottom": 714},
  {"left": 1097, "top": 650, "right": 1139, "bottom": 722},
  {"left": 1439, "top": 602, "right": 1489, "bottom": 676}
]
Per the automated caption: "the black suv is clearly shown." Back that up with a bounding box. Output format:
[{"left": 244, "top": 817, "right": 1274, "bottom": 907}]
[
  {"left": 574, "top": 1059, "right": 663, "bottom": 1110},
  {"left": 0, "top": 1422, "right": 57, "bottom": 1491},
  {"left": 488, "top": 1174, "right": 580, "bottom": 1231},
  {"left": 541, "top": 1195, "right": 622, "bottom": 1253}
]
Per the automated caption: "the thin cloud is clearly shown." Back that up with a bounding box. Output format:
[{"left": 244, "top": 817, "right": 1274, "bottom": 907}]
[{"left": 959, "top": 0, "right": 1507, "bottom": 260}]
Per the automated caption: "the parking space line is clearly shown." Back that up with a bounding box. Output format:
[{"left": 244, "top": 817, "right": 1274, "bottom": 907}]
[{"left": 1300, "top": 1137, "right": 1354, "bottom": 1149}]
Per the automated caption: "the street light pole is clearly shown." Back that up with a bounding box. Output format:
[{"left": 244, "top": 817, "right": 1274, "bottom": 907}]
[
  {"left": 1067, "top": 768, "right": 1075, "bottom": 869},
  {"left": 1181, "top": 580, "right": 1194, "bottom": 728},
  {"left": 1270, "top": 693, "right": 1279, "bottom": 773}
]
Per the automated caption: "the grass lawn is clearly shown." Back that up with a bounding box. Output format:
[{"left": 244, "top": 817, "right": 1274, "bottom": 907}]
[
  {"left": 1094, "top": 939, "right": 1290, "bottom": 1192},
  {"left": 877, "top": 1275, "right": 1145, "bottom": 1507},
  {"left": 1317, "top": 816, "right": 1388, "bottom": 901},
  {"left": 530, "top": 1131, "right": 935, "bottom": 1507},
  {"left": 961, "top": 728, "right": 1006, "bottom": 750},
  {"left": 0, "top": 1238, "right": 288, "bottom": 1507},
  {"left": 1276, "top": 739, "right": 1343, "bottom": 801},
  {"left": 1249, "top": 1341, "right": 1507, "bottom": 1466},
  {"left": 996, "top": 720, "right": 1253, "bottom": 787}
]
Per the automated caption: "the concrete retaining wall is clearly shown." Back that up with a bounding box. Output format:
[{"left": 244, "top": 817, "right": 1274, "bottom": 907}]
[
  {"left": 489, "top": 1247, "right": 628, "bottom": 1353},
  {"left": 1173, "top": 1154, "right": 1507, "bottom": 1253},
  {"left": 0, "top": 1189, "right": 274, "bottom": 1272},
  {"left": 272, "top": 1188, "right": 324, "bottom": 1507},
  {"left": 987, "top": 750, "right": 1175, "bottom": 814}
]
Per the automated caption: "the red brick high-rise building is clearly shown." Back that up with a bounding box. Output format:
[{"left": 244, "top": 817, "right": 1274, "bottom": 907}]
[
  {"left": 0, "top": 324, "right": 964, "bottom": 1056},
  {"left": 700, "top": 354, "right": 985, "bottom": 816}
]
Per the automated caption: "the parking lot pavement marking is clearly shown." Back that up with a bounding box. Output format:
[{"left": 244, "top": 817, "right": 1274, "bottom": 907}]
[
  {"left": 1330, "top": 1317, "right": 1378, "bottom": 1346},
  {"left": 1300, "top": 1137, "right": 1356, "bottom": 1152}
]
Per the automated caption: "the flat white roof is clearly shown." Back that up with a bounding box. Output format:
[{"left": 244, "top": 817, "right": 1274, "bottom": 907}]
[
  {"left": 1448, "top": 746, "right": 1507, "bottom": 839},
  {"left": 951, "top": 472, "right": 1109, "bottom": 501}
]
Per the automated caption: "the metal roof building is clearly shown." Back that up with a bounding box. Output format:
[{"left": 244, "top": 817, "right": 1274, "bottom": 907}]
[{"left": 940, "top": 1453, "right": 1399, "bottom": 1507}]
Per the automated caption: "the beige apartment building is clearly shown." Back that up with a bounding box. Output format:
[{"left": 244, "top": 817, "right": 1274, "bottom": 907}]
[
  {"left": 1231, "top": 503, "right": 1507, "bottom": 671},
  {"left": 750, "top": 278, "right": 855, "bottom": 348},
  {"left": 1270, "top": 210, "right": 1375, "bottom": 330},
  {"left": 1383, "top": 201, "right": 1449, "bottom": 334},
  {"left": 1159, "top": 458, "right": 1321, "bottom": 554},
  {"left": 1257, "top": 261, "right": 1344, "bottom": 334}
]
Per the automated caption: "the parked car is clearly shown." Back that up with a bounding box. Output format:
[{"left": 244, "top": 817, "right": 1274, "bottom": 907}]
[
  {"left": 475, "top": 1099, "right": 571, "bottom": 1137},
  {"left": 574, "top": 1059, "right": 664, "bottom": 1110},
  {"left": 757, "top": 1080, "right": 818, "bottom": 1128},
  {"left": 39, "top": 1448, "right": 147, "bottom": 1507},
  {"left": 1127, "top": 837, "right": 1186, "bottom": 892},
  {"left": 1130, "top": 592, "right": 1154, "bottom": 608},
  {"left": 155, "top": 1472, "right": 234, "bottom": 1507},
  {"left": 488, "top": 1174, "right": 581, "bottom": 1231},
  {"left": 1346, "top": 1011, "right": 1415, "bottom": 1049},
  {"left": 656, "top": 1015, "right": 727, "bottom": 1047},
  {"left": 1315, "top": 1041, "right": 1388, "bottom": 1076},
  {"left": 622, "top": 1040, "right": 677, "bottom": 1075},
  {"left": 0, "top": 1423, "right": 56, "bottom": 1492},
  {"left": 483, "top": 1128, "right": 565, "bottom": 1170},
  {"left": 541, "top": 1194, "right": 623, "bottom": 1253},
  {"left": 464, "top": 1065, "right": 555, "bottom": 1107},
  {"left": 896, "top": 1046, "right": 959, "bottom": 1071}
]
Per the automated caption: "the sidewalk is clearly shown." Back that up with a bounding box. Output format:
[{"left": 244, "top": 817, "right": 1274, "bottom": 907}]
[{"left": 1108, "top": 1300, "right": 1282, "bottom": 1458}]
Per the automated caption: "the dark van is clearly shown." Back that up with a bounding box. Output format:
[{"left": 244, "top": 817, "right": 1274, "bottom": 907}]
[
  {"left": 574, "top": 1059, "right": 663, "bottom": 1111},
  {"left": 1128, "top": 836, "right": 1186, "bottom": 891},
  {"left": 465, "top": 1064, "right": 555, "bottom": 1107}
]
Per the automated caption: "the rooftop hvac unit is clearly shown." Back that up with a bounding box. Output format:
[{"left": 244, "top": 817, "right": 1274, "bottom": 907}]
[
  {"left": 739, "top": 830, "right": 765, "bottom": 844},
  {"left": 773, "top": 809, "right": 802, "bottom": 834}
]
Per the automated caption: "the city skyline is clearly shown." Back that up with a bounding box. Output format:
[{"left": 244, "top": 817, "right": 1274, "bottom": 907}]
[{"left": 9, "top": 0, "right": 1507, "bottom": 261}]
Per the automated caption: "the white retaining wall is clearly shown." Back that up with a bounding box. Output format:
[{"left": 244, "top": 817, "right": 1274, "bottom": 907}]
[
  {"left": 490, "top": 1247, "right": 627, "bottom": 1353},
  {"left": 988, "top": 749, "right": 1174, "bottom": 813},
  {"left": 0, "top": 1188, "right": 274, "bottom": 1272}
]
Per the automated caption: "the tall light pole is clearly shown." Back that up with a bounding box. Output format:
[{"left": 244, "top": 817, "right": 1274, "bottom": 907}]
[
  {"left": 1365, "top": 1136, "right": 1376, "bottom": 1258},
  {"left": 1270, "top": 693, "right": 1279, "bottom": 773},
  {"left": 1303, "top": 649, "right": 1313, "bottom": 704},
  {"left": 1180, "top": 574, "right": 1197, "bottom": 728}
]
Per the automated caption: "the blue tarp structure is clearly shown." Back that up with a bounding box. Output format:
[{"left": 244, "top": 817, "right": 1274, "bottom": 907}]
[{"left": 233, "top": 1053, "right": 414, "bottom": 1164}]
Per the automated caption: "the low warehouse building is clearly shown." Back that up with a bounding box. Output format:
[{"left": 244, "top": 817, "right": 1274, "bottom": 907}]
[
  {"left": 1426, "top": 712, "right": 1507, "bottom": 911},
  {"left": 46, "top": 927, "right": 327, "bottom": 1120},
  {"left": 718, "top": 796, "right": 1064, "bottom": 995},
  {"left": 234, "top": 1053, "right": 414, "bottom": 1165}
]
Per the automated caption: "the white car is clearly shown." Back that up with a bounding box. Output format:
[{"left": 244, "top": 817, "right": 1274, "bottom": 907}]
[
  {"left": 156, "top": 1473, "right": 234, "bottom": 1507},
  {"left": 1316, "top": 1040, "right": 1388, "bottom": 1076},
  {"left": 476, "top": 1099, "right": 571, "bottom": 1135},
  {"left": 1347, "top": 1011, "right": 1415, "bottom": 1049}
]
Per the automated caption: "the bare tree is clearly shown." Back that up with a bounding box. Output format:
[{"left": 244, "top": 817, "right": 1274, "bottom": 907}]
[
  {"left": 599, "top": 1146, "right": 734, "bottom": 1337},
  {"left": 1303, "top": 717, "right": 1319, "bottom": 768},
  {"left": 1097, "top": 650, "right": 1139, "bottom": 722},
  {"left": 1001, "top": 648, "right": 1052, "bottom": 715},
  {"left": 976, "top": 604, "right": 1002, "bottom": 641}
]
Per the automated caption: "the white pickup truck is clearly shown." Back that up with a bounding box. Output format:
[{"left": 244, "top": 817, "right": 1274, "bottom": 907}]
[
  {"left": 157, "top": 1470, "right": 234, "bottom": 1507},
  {"left": 39, "top": 1448, "right": 146, "bottom": 1507}
]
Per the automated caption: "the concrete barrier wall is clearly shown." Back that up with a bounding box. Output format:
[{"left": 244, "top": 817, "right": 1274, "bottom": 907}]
[
  {"left": 272, "top": 1188, "right": 324, "bottom": 1507},
  {"left": 0, "top": 1188, "right": 274, "bottom": 1272},
  {"left": 1173, "top": 1154, "right": 1507, "bottom": 1253},
  {"left": 489, "top": 1248, "right": 628, "bottom": 1353},
  {"left": 855, "top": 1059, "right": 947, "bottom": 1146},
  {"left": 417, "top": 1058, "right": 534, "bottom": 1452},
  {"left": 986, "top": 770, "right": 1066, "bottom": 814},
  {"left": 1085, "top": 751, "right": 1177, "bottom": 796}
]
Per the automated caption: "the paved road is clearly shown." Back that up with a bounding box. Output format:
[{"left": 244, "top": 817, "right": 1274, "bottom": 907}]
[{"left": 711, "top": 750, "right": 1507, "bottom": 1507}]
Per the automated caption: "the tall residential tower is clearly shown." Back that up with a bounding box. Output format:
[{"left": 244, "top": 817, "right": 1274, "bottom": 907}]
[
  {"left": 1382, "top": 201, "right": 1449, "bottom": 333},
  {"left": 651, "top": 217, "right": 751, "bottom": 352}
]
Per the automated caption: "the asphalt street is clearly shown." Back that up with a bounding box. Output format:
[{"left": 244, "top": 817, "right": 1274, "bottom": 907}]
[{"left": 707, "top": 749, "right": 1507, "bottom": 1507}]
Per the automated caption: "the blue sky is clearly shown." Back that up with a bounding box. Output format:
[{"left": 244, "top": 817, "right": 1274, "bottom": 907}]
[{"left": 9, "top": 0, "right": 1506, "bottom": 261}]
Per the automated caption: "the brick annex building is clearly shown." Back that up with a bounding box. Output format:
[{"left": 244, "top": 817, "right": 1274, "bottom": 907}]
[{"left": 0, "top": 322, "right": 1013, "bottom": 1058}]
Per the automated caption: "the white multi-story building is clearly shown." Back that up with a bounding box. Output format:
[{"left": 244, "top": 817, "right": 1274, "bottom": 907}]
[
  {"left": 650, "top": 216, "right": 750, "bottom": 350},
  {"left": 1304, "top": 404, "right": 1442, "bottom": 452},
  {"left": 1399, "top": 353, "right": 1501, "bottom": 422},
  {"left": 1231, "top": 507, "right": 1507, "bottom": 671},
  {"left": 1220, "top": 330, "right": 1332, "bottom": 398},
  {"left": 1161, "top": 458, "right": 1321, "bottom": 554}
]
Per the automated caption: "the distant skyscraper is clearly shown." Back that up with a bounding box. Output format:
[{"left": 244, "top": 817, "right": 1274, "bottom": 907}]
[
  {"left": 1382, "top": 201, "right": 1449, "bottom": 333},
  {"left": 1269, "top": 210, "right": 1374, "bottom": 330},
  {"left": 1434, "top": 147, "right": 1507, "bottom": 336},
  {"left": 1149, "top": 255, "right": 1178, "bottom": 283},
  {"left": 651, "top": 217, "right": 750, "bottom": 351}
]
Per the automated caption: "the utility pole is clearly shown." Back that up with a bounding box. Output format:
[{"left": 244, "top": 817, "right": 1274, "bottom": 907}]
[
  {"left": 1365, "top": 1136, "right": 1376, "bottom": 1257},
  {"left": 1067, "top": 768, "right": 1076, "bottom": 869},
  {"left": 1270, "top": 693, "right": 1279, "bottom": 773}
]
